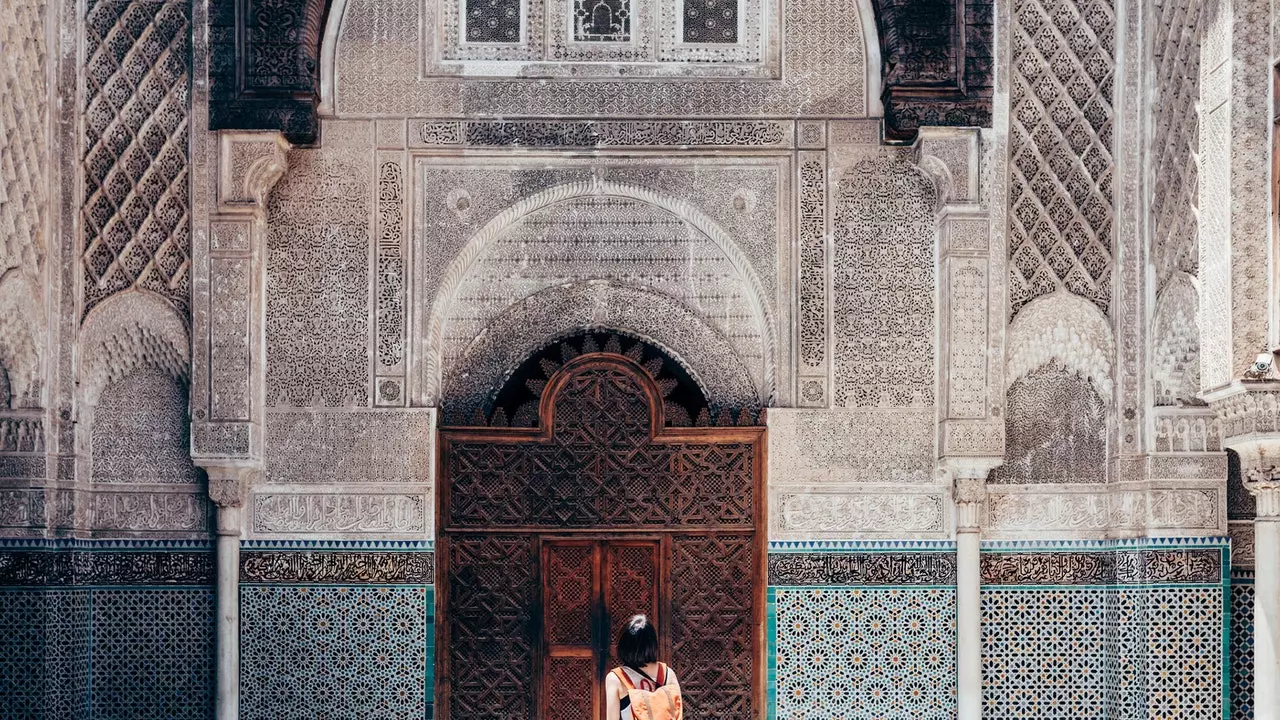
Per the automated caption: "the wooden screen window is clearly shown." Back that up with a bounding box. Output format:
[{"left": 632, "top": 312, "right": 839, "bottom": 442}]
[{"left": 542, "top": 539, "right": 663, "bottom": 720}]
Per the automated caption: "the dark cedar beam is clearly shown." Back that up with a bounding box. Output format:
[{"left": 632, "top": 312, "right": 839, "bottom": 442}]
[
  {"left": 208, "top": 0, "right": 333, "bottom": 145},
  {"left": 207, "top": 0, "right": 993, "bottom": 144},
  {"left": 871, "top": 0, "right": 994, "bottom": 142}
]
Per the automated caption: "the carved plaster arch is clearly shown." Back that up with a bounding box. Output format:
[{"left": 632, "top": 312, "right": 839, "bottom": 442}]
[
  {"left": 423, "top": 179, "right": 777, "bottom": 405},
  {"left": 1005, "top": 291, "right": 1115, "bottom": 402},
  {"left": 441, "top": 280, "right": 761, "bottom": 418},
  {"left": 0, "top": 270, "right": 44, "bottom": 407},
  {"left": 78, "top": 289, "right": 190, "bottom": 409}
]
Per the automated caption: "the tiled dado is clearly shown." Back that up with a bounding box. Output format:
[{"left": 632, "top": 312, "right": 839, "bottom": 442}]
[
  {"left": 981, "top": 538, "right": 1230, "bottom": 720},
  {"left": 238, "top": 540, "right": 435, "bottom": 720},
  {"left": 1230, "top": 571, "right": 1254, "bottom": 720},
  {"left": 767, "top": 541, "right": 958, "bottom": 720},
  {"left": 0, "top": 540, "right": 216, "bottom": 720}
]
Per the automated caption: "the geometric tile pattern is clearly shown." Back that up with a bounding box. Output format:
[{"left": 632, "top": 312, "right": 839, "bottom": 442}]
[
  {"left": 0, "top": 590, "right": 50, "bottom": 718},
  {"left": 983, "top": 588, "right": 1115, "bottom": 718},
  {"left": 90, "top": 589, "right": 214, "bottom": 720},
  {"left": 982, "top": 586, "right": 1225, "bottom": 720},
  {"left": 0, "top": 586, "right": 209, "bottom": 720},
  {"left": 771, "top": 587, "right": 957, "bottom": 720},
  {"left": 239, "top": 586, "right": 432, "bottom": 720},
  {"left": 1230, "top": 581, "right": 1254, "bottom": 720}
]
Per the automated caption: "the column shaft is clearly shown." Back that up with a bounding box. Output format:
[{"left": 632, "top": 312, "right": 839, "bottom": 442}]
[
  {"left": 957, "top": 529, "right": 982, "bottom": 720},
  {"left": 216, "top": 507, "right": 241, "bottom": 720}
]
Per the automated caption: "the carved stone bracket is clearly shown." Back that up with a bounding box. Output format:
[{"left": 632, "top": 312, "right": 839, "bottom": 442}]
[{"left": 192, "top": 132, "right": 290, "bottom": 468}]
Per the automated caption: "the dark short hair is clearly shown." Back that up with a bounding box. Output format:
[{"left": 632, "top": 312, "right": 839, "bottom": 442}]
[{"left": 617, "top": 614, "right": 659, "bottom": 668}]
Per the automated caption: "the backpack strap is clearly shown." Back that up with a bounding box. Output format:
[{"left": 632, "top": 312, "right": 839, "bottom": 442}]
[
  {"left": 613, "top": 667, "right": 636, "bottom": 691},
  {"left": 656, "top": 663, "right": 667, "bottom": 686}
]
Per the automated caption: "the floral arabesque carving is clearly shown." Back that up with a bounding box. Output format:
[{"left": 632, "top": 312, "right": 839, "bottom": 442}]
[
  {"left": 424, "top": 179, "right": 776, "bottom": 406},
  {"left": 1151, "top": 273, "right": 1203, "bottom": 407},
  {"left": 831, "top": 153, "right": 937, "bottom": 408},
  {"left": 441, "top": 281, "right": 760, "bottom": 422}
]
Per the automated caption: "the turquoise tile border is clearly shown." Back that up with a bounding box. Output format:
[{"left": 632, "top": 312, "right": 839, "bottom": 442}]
[
  {"left": 239, "top": 539, "right": 434, "bottom": 550},
  {"left": 769, "top": 540, "right": 956, "bottom": 552}
]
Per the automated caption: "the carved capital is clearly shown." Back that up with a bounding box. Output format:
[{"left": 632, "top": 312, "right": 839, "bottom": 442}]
[
  {"left": 952, "top": 476, "right": 987, "bottom": 532},
  {"left": 217, "top": 131, "right": 290, "bottom": 212},
  {"left": 1243, "top": 467, "right": 1280, "bottom": 519},
  {"left": 201, "top": 462, "right": 260, "bottom": 510}
]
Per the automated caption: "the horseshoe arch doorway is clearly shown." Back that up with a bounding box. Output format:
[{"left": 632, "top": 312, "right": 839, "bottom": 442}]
[{"left": 436, "top": 332, "right": 766, "bottom": 720}]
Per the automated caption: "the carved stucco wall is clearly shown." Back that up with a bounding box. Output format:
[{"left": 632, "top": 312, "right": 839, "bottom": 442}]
[{"left": 328, "top": 0, "right": 876, "bottom": 117}]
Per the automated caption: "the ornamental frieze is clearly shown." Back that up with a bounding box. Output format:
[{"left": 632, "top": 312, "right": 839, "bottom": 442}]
[
  {"left": 981, "top": 548, "right": 1223, "bottom": 586},
  {"left": 239, "top": 550, "right": 435, "bottom": 584},
  {"left": 0, "top": 550, "right": 215, "bottom": 586},
  {"left": 768, "top": 552, "right": 957, "bottom": 586}
]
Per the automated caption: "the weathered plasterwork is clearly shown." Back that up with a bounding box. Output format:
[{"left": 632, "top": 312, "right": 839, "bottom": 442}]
[
  {"left": 767, "top": 408, "right": 935, "bottom": 485},
  {"left": 985, "top": 482, "right": 1226, "bottom": 539},
  {"left": 327, "top": 0, "right": 876, "bottom": 116},
  {"left": 770, "top": 485, "right": 951, "bottom": 540},
  {"left": 264, "top": 408, "right": 435, "bottom": 485},
  {"left": 415, "top": 154, "right": 785, "bottom": 410}
]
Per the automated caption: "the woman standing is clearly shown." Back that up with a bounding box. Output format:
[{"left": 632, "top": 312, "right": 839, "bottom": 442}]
[{"left": 605, "top": 615, "right": 683, "bottom": 720}]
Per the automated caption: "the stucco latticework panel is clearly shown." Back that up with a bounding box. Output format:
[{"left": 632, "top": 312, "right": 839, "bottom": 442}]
[
  {"left": 1149, "top": 0, "right": 1202, "bottom": 295},
  {"left": 442, "top": 282, "right": 759, "bottom": 420},
  {"left": 1151, "top": 274, "right": 1202, "bottom": 407},
  {"left": 0, "top": 0, "right": 46, "bottom": 282},
  {"left": 91, "top": 368, "right": 199, "bottom": 485},
  {"left": 831, "top": 155, "right": 936, "bottom": 408},
  {"left": 265, "top": 120, "right": 371, "bottom": 407},
  {"left": 1197, "top": 0, "right": 1231, "bottom": 391},
  {"left": 81, "top": 0, "right": 191, "bottom": 319},
  {"left": 1007, "top": 0, "right": 1115, "bottom": 317},
  {"left": 333, "top": 0, "right": 867, "bottom": 116}
]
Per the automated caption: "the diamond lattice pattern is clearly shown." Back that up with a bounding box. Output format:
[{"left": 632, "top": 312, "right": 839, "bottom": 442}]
[
  {"left": 81, "top": 0, "right": 190, "bottom": 318},
  {"left": 1008, "top": 0, "right": 1115, "bottom": 317}
]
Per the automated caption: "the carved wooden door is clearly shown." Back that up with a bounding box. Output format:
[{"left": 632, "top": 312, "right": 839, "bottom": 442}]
[
  {"left": 438, "top": 353, "right": 765, "bottom": 720},
  {"left": 541, "top": 538, "right": 662, "bottom": 720}
]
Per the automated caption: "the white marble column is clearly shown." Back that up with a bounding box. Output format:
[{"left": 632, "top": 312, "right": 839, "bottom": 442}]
[
  {"left": 1247, "top": 473, "right": 1280, "bottom": 720},
  {"left": 205, "top": 464, "right": 254, "bottom": 720},
  {"left": 953, "top": 475, "right": 987, "bottom": 720}
]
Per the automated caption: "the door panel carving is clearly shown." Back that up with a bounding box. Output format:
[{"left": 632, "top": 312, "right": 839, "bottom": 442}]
[{"left": 439, "top": 353, "right": 764, "bottom": 720}]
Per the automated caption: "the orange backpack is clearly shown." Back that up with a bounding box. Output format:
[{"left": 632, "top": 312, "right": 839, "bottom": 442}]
[{"left": 613, "top": 664, "right": 683, "bottom": 720}]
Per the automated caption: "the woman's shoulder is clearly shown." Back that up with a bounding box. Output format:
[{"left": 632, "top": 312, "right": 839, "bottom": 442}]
[{"left": 660, "top": 663, "right": 679, "bottom": 686}]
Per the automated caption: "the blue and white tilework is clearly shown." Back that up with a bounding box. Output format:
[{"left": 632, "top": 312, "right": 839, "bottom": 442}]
[
  {"left": 1231, "top": 578, "right": 1254, "bottom": 720},
  {"left": 768, "top": 541, "right": 958, "bottom": 720},
  {"left": 980, "top": 538, "right": 1228, "bottom": 720},
  {"left": 0, "top": 540, "right": 214, "bottom": 720},
  {"left": 771, "top": 587, "right": 957, "bottom": 719},
  {"left": 240, "top": 585, "right": 433, "bottom": 720}
]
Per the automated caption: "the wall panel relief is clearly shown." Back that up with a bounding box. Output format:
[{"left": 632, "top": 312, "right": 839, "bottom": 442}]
[
  {"left": 81, "top": 0, "right": 191, "bottom": 319},
  {"left": 265, "top": 120, "right": 372, "bottom": 407},
  {"left": 417, "top": 155, "right": 783, "bottom": 410},
  {"left": 830, "top": 153, "right": 937, "bottom": 409},
  {"left": 0, "top": 0, "right": 46, "bottom": 282},
  {"left": 1006, "top": 0, "right": 1115, "bottom": 317},
  {"left": 332, "top": 0, "right": 870, "bottom": 116}
]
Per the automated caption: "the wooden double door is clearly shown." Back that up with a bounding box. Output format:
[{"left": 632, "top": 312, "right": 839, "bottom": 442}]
[{"left": 541, "top": 536, "right": 667, "bottom": 720}]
